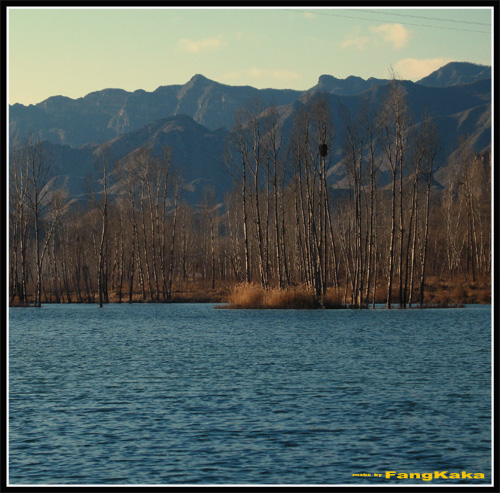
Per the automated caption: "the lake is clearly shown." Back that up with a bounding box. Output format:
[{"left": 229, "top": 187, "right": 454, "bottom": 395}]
[{"left": 8, "top": 303, "right": 492, "bottom": 485}]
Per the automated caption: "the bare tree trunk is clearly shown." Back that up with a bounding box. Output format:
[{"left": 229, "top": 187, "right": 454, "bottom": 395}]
[
  {"left": 365, "top": 148, "right": 378, "bottom": 304},
  {"left": 97, "top": 202, "right": 107, "bottom": 308},
  {"left": 386, "top": 171, "right": 397, "bottom": 309},
  {"left": 117, "top": 207, "right": 125, "bottom": 303},
  {"left": 408, "top": 191, "right": 419, "bottom": 307},
  {"left": 380, "top": 75, "right": 408, "bottom": 309},
  {"left": 268, "top": 108, "right": 284, "bottom": 289},
  {"left": 139, "top": 184, "right": 154, "bottom": 301},
  {"left": 398, "top": 151, "right": 405, "bottom": 308},
  {"left": 166, "top": 177, "right": 181, "bottom": 300},
  {"left": 419, "top": 180, "right": 431, "bottom": 307},
  {"left": 242, "top": 175, "right": 251, "bottom": 283}
]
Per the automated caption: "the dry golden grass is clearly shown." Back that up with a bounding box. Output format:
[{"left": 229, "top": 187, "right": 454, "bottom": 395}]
[
  {"left": 226, "top": 283, "right": 266, "bottom": 308},
  {"left": 264, "top": 288, "right": 319, "bottom": 309},
  {"left": 423, "top": 277, "right": 491, "bottom": 305},
  {"left": 225, "top": 283, "right": 345, "bottom": 309}
]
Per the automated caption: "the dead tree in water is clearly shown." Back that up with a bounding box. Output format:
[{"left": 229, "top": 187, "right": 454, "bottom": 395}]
[
  {"left": 379, "top": 73, "right": 409, "bottom": 308},
  {"left": 87, "top": 145, "right": 114, "bottom": 308},
  {"left": 418, "top": 118, "right": 440, "bottom": 307}
]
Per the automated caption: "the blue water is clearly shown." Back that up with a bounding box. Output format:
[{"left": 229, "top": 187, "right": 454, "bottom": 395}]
[{"left": 9, "top": 304, "right": 491, "bottom": 485}]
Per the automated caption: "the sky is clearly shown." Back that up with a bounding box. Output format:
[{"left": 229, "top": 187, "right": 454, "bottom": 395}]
[{"left": 7, "top": 6, "right": 493, "bottom": 106}]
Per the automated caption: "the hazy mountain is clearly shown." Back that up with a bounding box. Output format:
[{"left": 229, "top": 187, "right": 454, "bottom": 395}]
[
  {"left": 307, "top": 74, "right": 389, "bottom": 95},
  {"left": 9, "top": 75, "right": 302, "bottom": 148},
  {"left": 416, "top": 61, "right": 491, "bottom": 88},
  {"left": 45, "top": 114, "right": 232, "bottom": 204},
  {"left": 9, "top": 62, "right": 491, "bottom": 203},
  {"left": 10, "top": 61, "right": 489, "bottom": 149},
  {"left": 266, "top": 76, "right": 490, "bottom": 161}
]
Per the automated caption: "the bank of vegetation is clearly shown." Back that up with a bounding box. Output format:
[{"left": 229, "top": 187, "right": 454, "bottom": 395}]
[{"left": 9, "top": 78, "right": 491, "bottom": 309}]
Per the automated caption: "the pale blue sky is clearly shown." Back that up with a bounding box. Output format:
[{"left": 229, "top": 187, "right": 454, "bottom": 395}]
[{"left": 8, "top": 7, "right": 493, "bottom": 105}]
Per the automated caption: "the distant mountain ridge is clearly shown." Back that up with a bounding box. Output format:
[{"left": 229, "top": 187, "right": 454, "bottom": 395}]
[
  {"left": 416, "top": 61, "right": 491, "bottom": 88},
  {"left": 9, "top": 61, "right": 492, "bottom": 203},
  {"left": 10, "top": 61, "right": 490, "bottom": 149},
  {"left": 307, "top": 74, "right": 389, "bottom": 95},
  {"left": 9, "top": 74, "right": 303, "bottom": 148}
]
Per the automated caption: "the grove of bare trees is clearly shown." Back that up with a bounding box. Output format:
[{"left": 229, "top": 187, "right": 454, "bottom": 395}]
[{"left": 9, "top": 84, "right": 491, "bottom": 308}]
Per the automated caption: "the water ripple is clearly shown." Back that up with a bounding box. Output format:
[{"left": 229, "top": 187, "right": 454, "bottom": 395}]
[{"left": 9, "top": 304, "right": 491, "bottom": 485}]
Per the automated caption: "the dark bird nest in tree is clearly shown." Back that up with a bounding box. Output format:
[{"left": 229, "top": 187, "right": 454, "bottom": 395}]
[{"left": 319, "top": 143, "right": 328, "bottom": 157}]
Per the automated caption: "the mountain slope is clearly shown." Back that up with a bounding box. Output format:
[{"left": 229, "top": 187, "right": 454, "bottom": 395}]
[
  {"left": 307, "top": 74, "right": 388, "bottom": 95},
  {"left": 10, "top": 61, "right": 490, "bottom": 149},
  {"left": 417, "top": 61, "right": 491, "bottom": 88},
  {"left": 46, "top": 114, "right": 232, "bottom": 203},
  {"left": 9, "top": 62, "right": 492, "bottom": 203},
  {"left": 9, "top": 75, "right": 302, "bottom": 147}
]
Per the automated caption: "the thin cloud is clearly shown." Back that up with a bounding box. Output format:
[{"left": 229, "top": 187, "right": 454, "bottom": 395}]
[
  {"left": 177, "top": 35, "right": 223, "bottom": 53},
  {"left": 340, "top": 26, "right": 372, "bottom": 51},
  {"left": 341, "top": 36, "right": 370, "bottom": 50},
  {"left": 370, "top": 23, "right": 411, "bottom": 49},
  {"left": 394, "top": 57, "right": 454, "bottom": 80}
]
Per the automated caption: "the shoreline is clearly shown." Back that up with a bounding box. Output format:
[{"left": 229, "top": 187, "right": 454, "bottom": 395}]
[
  {"left": 9, "top": 279, "right": 490, "bottom": 309},
  {"left": 9, "top": 299, "right": 486, "bottom": 310}
]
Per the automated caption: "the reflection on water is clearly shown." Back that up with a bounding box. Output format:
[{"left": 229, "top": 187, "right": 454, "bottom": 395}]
[{"left": 9, "top": 304, "right": 491, "bottom": 485}]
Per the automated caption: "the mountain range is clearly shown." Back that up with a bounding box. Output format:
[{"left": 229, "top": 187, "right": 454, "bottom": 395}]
[{"left": 9, "top": 61, "right": 491, "bottom": 203}]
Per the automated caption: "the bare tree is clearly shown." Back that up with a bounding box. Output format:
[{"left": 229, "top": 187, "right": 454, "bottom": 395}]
[
  {"left": 9, "top": 138, "right": 30, "bottom": 305},
  {"left": 166, "top": 172, "right": 182, "bottom": 300},
  {"left": 20, "top": 136, "right": 65, "bottom": 307},
  {"left": 378, "top": 72, "right": 409, "bottom": 308},
  {"left": 201, "top": 187, "right": 221, "bottom": 290},
  {"left": 87, "top": 145, "right": 115, "bottom": 307},
  {"left": 265, "top": 105, "right": 287, "bottom": 288},
  {"left": 229, "top": 109, "right": 252, "bottom": 283},
  {"left": 418, "top": 118, "right": 440, "bottom": 307},
  {"left": 290, "top": 95, "right": 334, "bottom": 305}
]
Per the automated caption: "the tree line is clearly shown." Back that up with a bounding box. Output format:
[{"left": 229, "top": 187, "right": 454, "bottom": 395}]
[{"left": 9, "top": 78, "right": 491, "bottom": 308}]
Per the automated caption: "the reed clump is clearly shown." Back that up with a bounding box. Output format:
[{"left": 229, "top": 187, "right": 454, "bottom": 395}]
[
  {"left": 226, "top": 283, "right": 265, "bottom": 308},
  {"left": 225, "top": 283, "right": 348, "bottom": 309},
  {"left": 264, "top": 287, "right": 319, "bottom": 309}
]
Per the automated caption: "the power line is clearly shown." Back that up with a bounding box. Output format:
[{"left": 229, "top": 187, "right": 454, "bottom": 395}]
[
  {"left": 348, "top": 8, "right": 491, "bottom": 26},
  {"left": 285, "top": 9, "right": 491, "bottom": 34}
]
